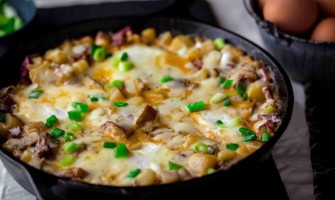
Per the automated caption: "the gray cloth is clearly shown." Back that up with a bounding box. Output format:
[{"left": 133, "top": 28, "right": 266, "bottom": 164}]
[{"left": 0, "top": 0, "right": 314, "bottom": 200}]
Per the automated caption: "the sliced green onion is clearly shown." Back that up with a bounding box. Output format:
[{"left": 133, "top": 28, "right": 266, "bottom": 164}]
[
  {"left": 223, "top": 99, "right": 231, "bottom": 106},
  {"left": 63, "top": 142, "right": 81, "bottom": 153},
  {"left": 72, "top": 102, "right": 89, "bottom": 112},
  {"left": 239, "top": 127, "right": 256, "bottom": 136},
  {"left": 66, "top": 122, "right": 83, "bottom": 131},
  {"left": 217, "top": 117, "right": 241, "bottom": 128},
  {"left": 113, "top": 102, "right": 128, "bottom": 107},
  {"left": 115, "top": 143, "right": 128, "bottom": 158},
  {"left": 242, "top": 93, "right": 248, "bottom": 101},
  {"left": 14, "top": 17, "right": 23, "bottom": 30},
  {"left": 112, "top": 57, "right": 120, "bottom": 68},
  {"left": 219, "top": 76, "right": 226, "bottom": 86},
  {"left": 64, "top": 132, "right": 76, "bottom": 142},
  {"left": 168, "top": 161, "right": 183, "bottom": 171},
  {"left": 207, "top": 168, "right": 216, "bottom": 174},
  {"left": 193, "top": 142, "right": 208, "bottom": 153},
  {"left": 50, "top": 127, "right": 65, "bottom": 139},
  {"left": 222, "top": 80, "right": 233, "bottom": 88},
  {"left": 226, "top": 143, "right": 239, "bottom": 151},
  {"left": 161, "top": 75, "right": 173, "bottom": 83},
  {"left": 93, "top": 47, "right": 107, "bottom": 62},
  {"left": 120, "top": 52, "right": 128, "bottom": 61},
  {"left": 186, "top": 101, "right": 206, "bottom": 112},
  {"left": 127, "top": 168, "right": 141, "bottom": 178},
  {"left": 0, "top": 112, "right": 5, "bottom": 122},
  {"left": 60, "top": 155, "right": 74, "bottom": 166},
  {"left": 244, "top": 133, "right": 256, "bottom": 142},
  {"left": 262, "top": 105, "right": 274, "bottom": 114},
  {"left": 45, "top": 115, "right": 58, "bottom": 128},
  {"left": 90, "top": 44, "right": 99, "bottom": 55},
  {"left": 67, "top": 110, "right": 83, "bottom": 121},
  {"left": 236, "top": 82, "right": 247, "bottom": 97},
  {"left": 210, "top": 93, "right": 227, "bottom": 103},
  {"left": 261, "top": 133, "right": 271, "bottom": 142},
  {"left": 90, "top": 96, "right": 99, "bottom": 102},
  {"left": 214, "top": 38, "right": 225, "bottom": 50},
  {"left": 106, "top": 80, "right": 123, "bottom": 89},
  {"left": 28, "top": 90, "right": 43, "bottom": 99},
  {"left": 119, "top": 61, "right": 134, "bottom": 72},
  {"left": 103, "top": 142, "right": 117, "bottom": 149}
]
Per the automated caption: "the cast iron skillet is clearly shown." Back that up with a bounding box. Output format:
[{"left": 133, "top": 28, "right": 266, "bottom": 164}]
[{"left": 0, "top": 17, "right": 293, "bottom": 200}]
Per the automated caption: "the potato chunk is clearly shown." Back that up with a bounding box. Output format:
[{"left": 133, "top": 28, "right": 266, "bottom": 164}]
[{"left": 186, "top": 153, "right": 217, "bottom": 176}]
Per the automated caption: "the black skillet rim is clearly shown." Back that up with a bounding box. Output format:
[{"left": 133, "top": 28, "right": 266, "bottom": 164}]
[{"left": 0, "top": 16, "right": 294, "bottom": 194}]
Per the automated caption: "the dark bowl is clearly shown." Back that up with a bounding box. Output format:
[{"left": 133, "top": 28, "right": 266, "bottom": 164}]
[
  {"left": 0, "top": 0, "right": 36, "bottom": 42},
  {"left": 244, "top": 0, "right": 335, "bottom": 84},
  {"left": 0, "top": 17, "right": 293, "bottom": 200}
]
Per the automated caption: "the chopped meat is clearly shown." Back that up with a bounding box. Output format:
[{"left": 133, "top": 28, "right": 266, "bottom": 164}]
[
  {"left": 262, "top": 86, "right": 273, "bottom": 99},
  {"left": 0, "top": 114, "right": 24, "bottom": 136},
  {"left": 34, "top": 132, "right": 53, "bottom": 158},
  {"left": 258, "top": 67, "right": 269, "bottom": 82},
  {"left": 258, "top": 113, "right": 281, "bottom": 123},
  {"left": 192, "top": 58, "right": 203, "bottom": 69},
  {"left": 8, "top": 126, "right": 22, "bottom": 138},
  {"left": 112, "top": 26, "right": 133, "bottom": 46},
  {"left": 135, "top": 105, "right": 158, "bottom": 125},
  {"left": 22, "top": 132, "right": 39, "bottom": 147},
  {"left": 61, "top": 167, "right": 88, "bottom": 180},
  {"left": 21, "top": 56, "right": 32, "bottom": 83},
  {"left": 98, "top": 121, "right": 133, "bottom": 139}
]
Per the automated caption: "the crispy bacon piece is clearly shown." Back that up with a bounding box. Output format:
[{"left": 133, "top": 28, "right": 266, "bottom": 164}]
[
  {"left": 112, "top": 26, "right": 133, "bottom": 46},
  {"left": 20, "top": 56, "right": 32, "bottom": 83}
]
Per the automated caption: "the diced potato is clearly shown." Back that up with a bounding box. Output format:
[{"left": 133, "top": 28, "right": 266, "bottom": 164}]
[
  {"left": 95, "top": 31, "right": 111, "bottom": 49},
  {"left": 141, "top": 28, "right": 156, "bottom": 44},
  {"left": 186, "top": 153, "right": 217, "bottom": 176},
  {"left": 188, "top": 68, "right": 209, "bottom": 81},
  {"left": 200, "top": 40, "right": 215, "bottom": 56},
  {"left": 169, "top": 35, "right": 194, "bottom": 52},
  {"left": 160, "top": 170, "right": 179, "bottom": 184},
  {"left": 135, "top": 169, "right": 156, "bottom": 186},
  {"left": 183, "top": 134, "right": 198, "bottom": 148},
  {"left": 156, "top": 32, "right": 172, "bottom": 47},
  {"left": 44, "top": 49, "right": 68, "bottom": 64},
  {"left": 187, "top": 47, "right": 202, "bottom": 60},
  {"left": 72, "top": 60, "right": 89, "bottom": 75},
  {"left": 129, "top": 34, "right": 141, "bottom": 43},
  {"left": 20, "top": 150, "right": 32, "bottom": 163},
  {"left": 109, "top": 88, "right": 125, "bottom": 102},
  {"left": 247, "top": 80, "right": 266, "bottom": 102},
  {"left": 217, "top": 150, "right": 237, "bottom": 161}
]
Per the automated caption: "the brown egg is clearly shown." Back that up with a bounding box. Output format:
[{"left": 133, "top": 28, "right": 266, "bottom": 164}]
[
  {"left": 311, "top": 18, "right": 335, "bottom": 42},
  {"left": 315, "top": 0, "right": 335, "bottom": 17},
  {"left": 264, "top": 0, "right": 318, "bottom": 35}
]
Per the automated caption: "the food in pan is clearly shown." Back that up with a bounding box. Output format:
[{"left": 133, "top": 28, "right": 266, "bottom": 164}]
[{"left": 0, "top": 27, "right": 281, "bottom": 186}]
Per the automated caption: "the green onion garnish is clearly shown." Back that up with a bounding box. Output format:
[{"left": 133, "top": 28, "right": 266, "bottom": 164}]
[
  {"left": 28, "top": 90, "right": 43, "bottom": 99},
  {"left": 186, "top": 101, "right": 206, "bottom": 112},
  {"left": 261, "top": 133, "right": 271, "bottom": 142},
  {"left": 226, "top": 143, "right": 239, "bottom": 151},
  {"left": 119, "top": 61, "right": 134, "bottom": 72},
  {"left": 219, "top": 76, "right": 226, "bottom": 86},
  {"left": 72, "top": 102, "right": 89, "bottom": 112},
  {"left": 103, "top": 142, "right": 117, "bottom": 149},
  {"left": 161, "top": 75, "right": 173, "bottom": 83},
  {"left": 45, "top": 115, "right": 58, "bottom": 128},
  {"left": 207, "top": 168, "right": 216, "bottom": 174},
  {"left": 64, "top": 132, "right": 76, "bottom": 142},
  {"left": 106, "top": 80, "right": 123, "bottom": 89},
  {"left": 127, "top": 168, "right": 141, "bottom": 178},
  {"left": 66, "top": 122, "right": 83, "bottom": 131},
  {"left": 193, "top": 142, "right": 209, "bottom": 153},
  {"left": 239, "top": 127, "right": 256, "bottom": 136},
  {"left": 90, "top": 44, "right": 99, "bottom": 55},
  {"left": 115, "top": 143, "right": 128, "bottom": 158},
  {"left": 236, "top": 82, "right": 247, "bottom": 97},
  {"left": 113, "top": 102, "right": 128, "bottom": 107},
  {"left": 217, "top": 117, "right": 241, "bottom": 128},
  {"left": 214, "top": 38, "right": 225, "bottom": 50},
  {"left": 93, "top": 47, "right": 107, "bottom": 62},
  {"left": 223, "top": 99, "right": 231, "bottom": 106},
  {"left": 50, "top": 127, "right": 65, "bottom": 139},
  {"left": 242, "top": 93, "right": 248, "bottom": 101},
  {"left": 262, "top": 105, "right": 274, "bottom": 114},
  {"left": 67, "top": 110, "right": 83, "bottom": 121},
  {"left": 63, "top": 142, "right": 81, "bottom": 153},
  {"left": 120, "top": 52, "right": 128, "bottom": 61},
  {"left": 168, "top": 161, "right": 183, "bottom": 171},
  {"left": 112, "top": 57, "right": 120, "bottom": 68},
  {"left": 0, "top": 112, "right": 5, "bottom": 122},
  {"left": 90, "top": 96, "right": 99, "bottom": 102},
  {"left": 244, "top": 133, "right": 256, "bottom": 142},
  {"left": 60, "top": 155, "right": 74, "bottom": 166},
  {"left": 210, "top": 92, "right": 227, "bottom": 103},
  {"left": 222, "top": 80, "right": 233, "bottom": 88}
]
